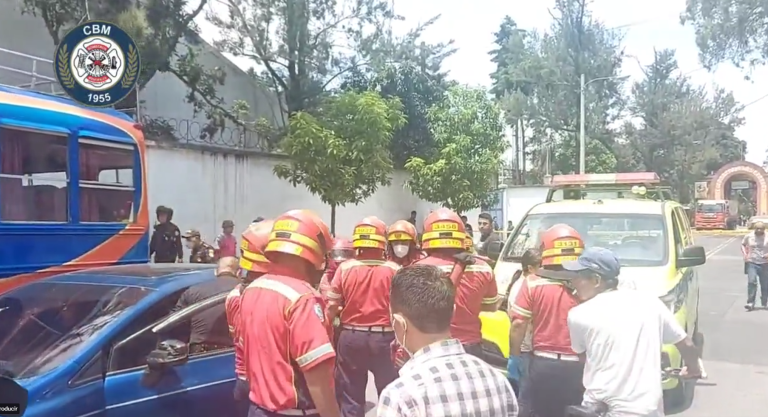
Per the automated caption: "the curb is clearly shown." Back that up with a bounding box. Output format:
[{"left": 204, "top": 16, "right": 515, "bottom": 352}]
[{"left": 692, "top": 229, "right": 748, "bottom": 236}]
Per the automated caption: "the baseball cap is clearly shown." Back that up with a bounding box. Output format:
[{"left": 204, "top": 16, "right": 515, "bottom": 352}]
[
  {"left": 562, "top": 247, "right": 621, "bottom": 279},
  {"left": 182, "top": 229, "right": 201, "bottom": 239}
]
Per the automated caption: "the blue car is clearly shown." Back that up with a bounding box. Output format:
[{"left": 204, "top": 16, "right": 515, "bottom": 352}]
[{"left": 0, "top": 264, "right": 238, "bottom": 417}]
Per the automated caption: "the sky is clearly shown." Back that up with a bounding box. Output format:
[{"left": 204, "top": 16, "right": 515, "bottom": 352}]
[{"left": 200, "top": 0, "right": 768, "bottom": 166}]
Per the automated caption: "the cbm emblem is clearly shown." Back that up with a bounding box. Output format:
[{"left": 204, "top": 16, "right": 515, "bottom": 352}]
[{"left": 54, "top": 21, "right": 141, "bottom": 108}]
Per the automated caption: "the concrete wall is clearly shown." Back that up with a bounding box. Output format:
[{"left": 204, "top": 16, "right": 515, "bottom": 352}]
[{"left": 146, "top": 144, "right": 443, "bottom": 241}]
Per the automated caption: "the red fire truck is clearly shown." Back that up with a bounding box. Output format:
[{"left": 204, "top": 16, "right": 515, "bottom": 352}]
[{"left": 694, "top": 199, "right": 736, "bottom": 230}]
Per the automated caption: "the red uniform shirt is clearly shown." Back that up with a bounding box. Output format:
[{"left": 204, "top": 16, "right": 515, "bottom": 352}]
[
  {"left": 509, "top": 276, "right": 578, "bottom": 355},
  {"left": 416, "top": 255, "right": 498, "bottom": 344},
  {"left": 327, "top": 259, "right": 399, "bottom": 327},
  {"left": 239, "top": 267, "right": 335, "bottom": 411},
  {"left": 225, "top": 284, "right": 246, "bottom": 378}
]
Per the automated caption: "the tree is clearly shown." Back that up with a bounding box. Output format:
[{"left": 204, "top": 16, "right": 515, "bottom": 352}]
[
  {"left": 274, "top": 90, "right": 405, "bottom": 233},
  {"left": 405, "top": 85, "right": 507, "bottom": 214},
  {"left": 342, "top": 62, "right": 453, "bottom": 167},
  {"left": 681, "top": 0, "right": 768, "bottom": 71},
  {"left": 488, "top": 0, "right": 626, "bottom": 178},
  {"left": 619, "top": 49, "right": 745, "bottom": 202},
  {"left": 23, "top": 0, "right": 240, "bottom": 135},
  {"left": 208, "top": 0, "right": 452, "bottom": 126}
]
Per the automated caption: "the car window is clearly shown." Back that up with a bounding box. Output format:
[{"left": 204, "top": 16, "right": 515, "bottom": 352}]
[
  {"left": 0, "top": 282, "right": 153, "bottom": 379},
  {"left": 108, "top": 296, "right": 232, "bottom": 373},
  {"left": 107, "top": 289, "right": 186, "bottom": 373},
  {"left": 674, "top": 207, "right": 692, "bottom": 246},
  {"left": 670, "top": 210, "right": 684, "bottom": 256},
  {"left": 69, "top": 351, "right": 104, "bottom": 387},
  {"left": 501, "top": 212, "right": 668, "bottom": 267}
]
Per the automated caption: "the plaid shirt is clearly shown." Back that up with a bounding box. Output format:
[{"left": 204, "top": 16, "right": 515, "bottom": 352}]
[{"left": 376, "top": 339, "right": 518, "bottom": 417}]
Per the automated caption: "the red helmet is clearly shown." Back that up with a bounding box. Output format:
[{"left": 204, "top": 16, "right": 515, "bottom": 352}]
[
  {"left": 330, "top": 238, "right": 355, "bottom": 262},
  {"left": 422, "top": 208, "right": 466, "bottom": 250},
  {"left": 387, "top": 220, "right": 418, "bottom": 244},
  {"left": 265, "top": 210, "right": 333, "bottom": 270},
  {"left": 240, "top": 219, "right": 274, "bottom": 273},
  {"left": 353, "top": 216, "right": 388, "bottom": 250},
  {"left": 540, "top": 224, "right": 584, "bottom": 266}
]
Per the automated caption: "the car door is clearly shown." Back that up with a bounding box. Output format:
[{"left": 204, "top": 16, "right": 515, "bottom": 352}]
[
  {"left": 104, "top": 293, "right": 236, "bottom": 417},
  {"left": 674, "top": 206, "right": 699, "bottom": 332}
]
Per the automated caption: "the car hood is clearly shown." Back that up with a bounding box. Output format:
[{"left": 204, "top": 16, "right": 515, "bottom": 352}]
[{"left": 617, "top": 266, "right": 675, "bottom": 296}]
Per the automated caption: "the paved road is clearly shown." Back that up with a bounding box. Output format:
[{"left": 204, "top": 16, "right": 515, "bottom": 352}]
[
  {"left": 674, "top": 235, "right": 768, "bottom": 416},
  {"left": 362, "top": 235, "right": 768, "bottom": 416}
]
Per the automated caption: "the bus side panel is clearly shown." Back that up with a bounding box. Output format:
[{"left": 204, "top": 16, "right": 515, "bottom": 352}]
[{"left": 0, "top": 224, "right": 149, "bottom": 278}]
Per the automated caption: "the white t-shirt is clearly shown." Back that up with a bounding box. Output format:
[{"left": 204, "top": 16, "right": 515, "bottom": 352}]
[
  {"left": 567, "top": 290, "right": 687, "bottom": 417},
  {"left": 507, "top": 275, "right": 533, "bottom": 352}
]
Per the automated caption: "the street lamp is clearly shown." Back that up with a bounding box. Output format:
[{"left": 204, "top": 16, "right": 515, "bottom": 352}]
[{"left": 579, "top": 74, "right": 630, "bottom": 174}]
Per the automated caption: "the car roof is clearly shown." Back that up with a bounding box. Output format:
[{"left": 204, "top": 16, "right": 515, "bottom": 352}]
[
  {"left": 528, "top": 199, "right": 666, "bottom": 215},
  {"left": 44, "top": 264, "right": 217, "bottom": 290}
]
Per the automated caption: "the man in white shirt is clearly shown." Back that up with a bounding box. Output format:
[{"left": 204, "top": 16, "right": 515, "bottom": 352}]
[{"left": 561, "top": 247, "right": 702, "bottom": 417}]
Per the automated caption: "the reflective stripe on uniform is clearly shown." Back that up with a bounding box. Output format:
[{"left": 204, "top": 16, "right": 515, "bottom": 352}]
[
  {"left": 482, "top": 295, "right": 500, "bottom": 305},
  {"left": 247, "top": 278, "right": 303, "bottom": 303},
  {"left": 509, "top": 303, "right": 531, "bottom": 318},
  {"left": 296, "top": 343, "right": 334, "bottom": 367}
]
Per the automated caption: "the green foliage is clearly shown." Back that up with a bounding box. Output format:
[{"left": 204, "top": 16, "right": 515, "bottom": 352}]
[
  {"left": 681, "top": 0, "right": 768, "bottom": 71},
  {"left": 274, "top": 90, "right": 405, "bottom": 232},
  {"left": 208, "top": 0, "right": 450, "bottom": 123},
  {"left": 489, "top": 0, "right": 625, "bottom": 178},
  {"left": 342, "top": 62, "right": 454, "bottom": 167},
  {"left": 616, "top": 49, "right": 745, "bottom": 203},
  {"left": 405, "top": 85, "right": 507, "bottom": 214}
]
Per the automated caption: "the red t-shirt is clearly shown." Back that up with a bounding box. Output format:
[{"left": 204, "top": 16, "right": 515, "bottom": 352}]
[
  {"left": 225, "top": 284, "right": 246, "bottom": 378},
  {"left": 416, "top": 255, "right": 499, "bottom": 344},
  {"left": 328, "top": 259, "right": 399, "bottom": 327},
  {"left": 216, "top": 233, "right": 238, "bottom": 258},
  {"left": 239, "top": 268, "right": 335, "bottom": 411},
  {"left": 509, "top": 277, "right": 578, "bottom": 355}
]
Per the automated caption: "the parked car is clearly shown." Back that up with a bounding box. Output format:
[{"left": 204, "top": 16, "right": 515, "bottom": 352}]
[
  {"left": 0, "top": 264, "right": 236, "bottom": 417},
  {"left": 748, "top": 216, "right": 768, "bottom": 229}
]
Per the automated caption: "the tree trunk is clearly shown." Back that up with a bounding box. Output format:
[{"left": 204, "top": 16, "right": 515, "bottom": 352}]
[{"left": 330, "top": 204, "right": 337, "bottom": 236}]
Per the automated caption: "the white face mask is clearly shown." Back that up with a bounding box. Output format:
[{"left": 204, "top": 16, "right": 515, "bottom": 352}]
[
  {"left": 185, "top": 241, "right": 195, "bottom": 249},
  {"left": 392, "top": 313, "right": 412, "bottom": 357},
  {"left": 392, "top": 243, "right": 409, "bottom": 258}
]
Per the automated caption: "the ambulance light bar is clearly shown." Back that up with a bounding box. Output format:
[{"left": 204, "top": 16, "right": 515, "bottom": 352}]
[{"left": 551, "top": 172, "right": 660, "bottom": 186}]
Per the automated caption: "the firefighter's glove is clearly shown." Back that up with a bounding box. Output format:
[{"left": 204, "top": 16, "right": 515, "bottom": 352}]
[{"left": 452, "top": 252, "right": 476, "bottom": 266}]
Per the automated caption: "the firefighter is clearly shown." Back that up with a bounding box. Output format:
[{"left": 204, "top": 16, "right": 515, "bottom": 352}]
[
  {"left": 386, "top": 220, "right": 422, "bottom": 266},
  {"left": 326, "top": 217, "right": 399, "bottom": 417},
  {"left": 182, "top": 230, "right": 216, "bottom": 263},
  {"left": 319, "top": 238, "right": 355, "bottom": 301},
  {"left": 238, "top": 210, "right": 339, "bottom": 417},
  {"left": 415, "top": 208, "right": 500, "bottom": 358},
  {"left": 508, "top": 224, "right": 585, "bottom": 417},
  {"left": 226, "top": 220, "right": 273, "bottom": 416}
]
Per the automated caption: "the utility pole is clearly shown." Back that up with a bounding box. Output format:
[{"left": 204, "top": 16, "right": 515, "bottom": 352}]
[
  {"left": 579, "top": 74, "right": 586, "bottom": 174},
  {"left": 578, "top": 74, "right": 629, "bottom": 175}
]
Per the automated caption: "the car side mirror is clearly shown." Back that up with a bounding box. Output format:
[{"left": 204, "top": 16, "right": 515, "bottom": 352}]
[
  {"left": 677, "top": 245, "right": 706, "bottom": 269},
  {"left": 486, "top": 241, "right": 504, "bottom": 261},
  {"left": 146, "top": 339, "right": 189, "bottom": 371}
]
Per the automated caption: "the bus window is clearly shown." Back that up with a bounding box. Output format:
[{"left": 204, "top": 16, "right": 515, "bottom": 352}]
[
  {"left": 0, "top": 128, "right": 69, "bottom": 222},
  {"left": 78, "top": 139, "right": 135, "bottom": 223}
]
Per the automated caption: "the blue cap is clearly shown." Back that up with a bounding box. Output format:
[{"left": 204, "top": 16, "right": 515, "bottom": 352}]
[{"left": 562, "top": 247, "right": 621, "bottom": 279}]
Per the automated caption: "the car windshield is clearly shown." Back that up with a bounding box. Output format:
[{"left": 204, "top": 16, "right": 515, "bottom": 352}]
[
  {"left": 501, "top": 213, "right": 667, "bottom": 267},
  {"left": 697, "top": 203, "right": 724, "bottom": 213},
  {"left": 0, "top": 281, "right": 153, "bottom": 379}
]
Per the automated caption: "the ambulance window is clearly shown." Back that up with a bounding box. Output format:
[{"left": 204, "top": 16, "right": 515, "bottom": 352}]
[{"left": 674, "top": 207, "right": 692, "bottom": 246}]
